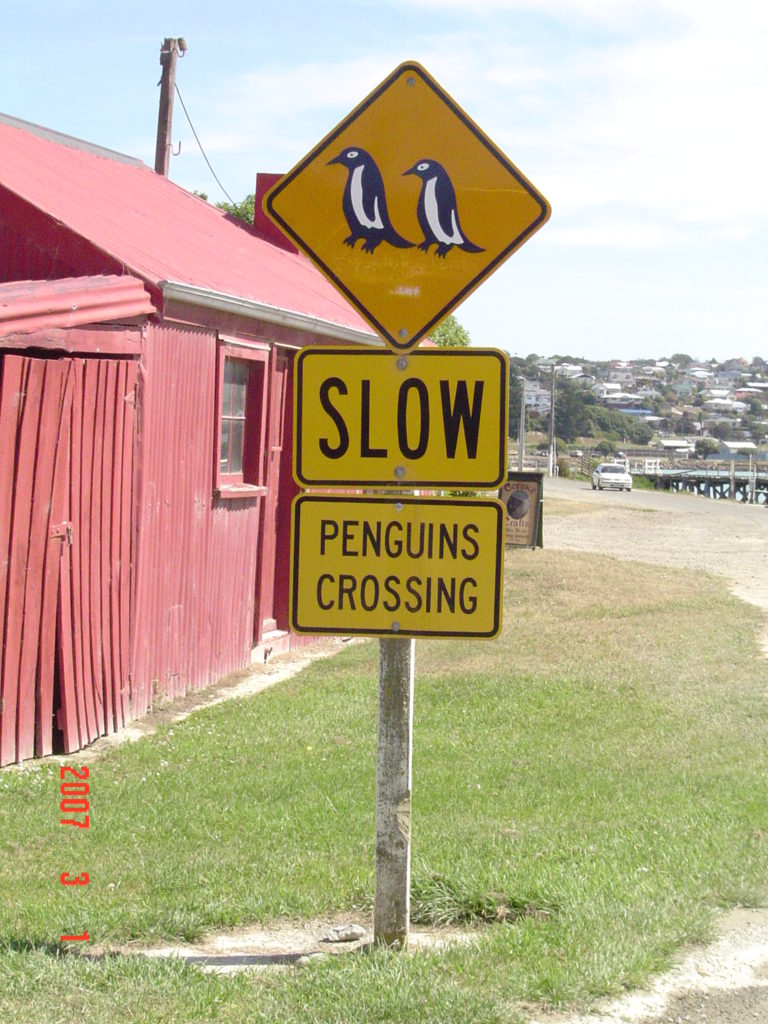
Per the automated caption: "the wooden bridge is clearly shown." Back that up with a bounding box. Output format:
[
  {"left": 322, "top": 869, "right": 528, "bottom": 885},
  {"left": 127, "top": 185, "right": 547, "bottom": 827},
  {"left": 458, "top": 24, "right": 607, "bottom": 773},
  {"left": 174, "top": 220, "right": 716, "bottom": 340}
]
[
  {"left": 640, "top": 465, "right": 768, "bottom": 504},
  {"left": 517, "top": 450, "right": 768, "bottom": 505}
]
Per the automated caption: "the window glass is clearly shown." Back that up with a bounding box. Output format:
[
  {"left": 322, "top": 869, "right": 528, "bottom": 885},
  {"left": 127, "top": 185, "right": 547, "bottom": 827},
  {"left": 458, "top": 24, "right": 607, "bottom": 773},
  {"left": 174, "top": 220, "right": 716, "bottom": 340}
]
[
  {"left": 220, "top": 358, "right": 249, "bottom": 476},
  {"left": 226, "top": 359, "right": 247, "bottom": 415},
  {"left": 229, "top": 420, "right": 244, "bottom": 474},
  {"left": 220, "top": 419, "right": 231, "bottom": 473}
]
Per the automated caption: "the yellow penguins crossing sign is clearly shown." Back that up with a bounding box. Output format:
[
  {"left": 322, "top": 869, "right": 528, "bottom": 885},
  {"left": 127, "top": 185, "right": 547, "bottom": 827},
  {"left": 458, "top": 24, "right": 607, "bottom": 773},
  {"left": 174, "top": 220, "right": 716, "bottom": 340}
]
[
  {"left": 289, "top": 494, "right": 505, "bottom": 638},
  {"left": 264, "top": 61, "right": 550, "bottom": 351}
]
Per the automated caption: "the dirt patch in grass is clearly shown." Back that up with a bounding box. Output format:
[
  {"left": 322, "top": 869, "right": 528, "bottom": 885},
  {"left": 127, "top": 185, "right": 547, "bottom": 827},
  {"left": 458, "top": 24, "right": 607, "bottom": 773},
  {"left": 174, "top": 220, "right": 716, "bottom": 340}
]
[{"left": 88, "top": 913, "right": 481, "bottom": 973}]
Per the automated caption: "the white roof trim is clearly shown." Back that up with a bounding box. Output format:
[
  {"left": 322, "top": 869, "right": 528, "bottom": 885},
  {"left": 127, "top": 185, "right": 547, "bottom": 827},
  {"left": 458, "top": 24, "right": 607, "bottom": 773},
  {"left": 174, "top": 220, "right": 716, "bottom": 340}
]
[{"left": 161, "top": 280, "right": 382, "bottom": 347}]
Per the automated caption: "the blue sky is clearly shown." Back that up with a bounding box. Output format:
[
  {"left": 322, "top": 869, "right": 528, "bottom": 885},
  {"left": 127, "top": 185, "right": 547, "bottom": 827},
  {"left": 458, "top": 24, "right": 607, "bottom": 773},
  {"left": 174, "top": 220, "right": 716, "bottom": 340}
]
[{"left": 4, "top": 1, "right": 766, "bottom": 363}]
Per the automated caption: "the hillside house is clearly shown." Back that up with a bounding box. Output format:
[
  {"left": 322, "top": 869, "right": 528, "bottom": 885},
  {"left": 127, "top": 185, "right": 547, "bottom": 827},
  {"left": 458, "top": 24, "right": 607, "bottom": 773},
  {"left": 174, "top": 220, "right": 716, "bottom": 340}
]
[{"left": 607, "top": 367, "right": 635, "bottom": 385}]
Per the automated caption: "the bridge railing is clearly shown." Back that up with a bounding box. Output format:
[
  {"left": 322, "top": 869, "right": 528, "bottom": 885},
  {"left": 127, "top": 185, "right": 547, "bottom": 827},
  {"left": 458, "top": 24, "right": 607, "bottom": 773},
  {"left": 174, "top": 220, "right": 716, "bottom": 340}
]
[{"left": 507, "top": 450, "right": 768, "bottom": 481}]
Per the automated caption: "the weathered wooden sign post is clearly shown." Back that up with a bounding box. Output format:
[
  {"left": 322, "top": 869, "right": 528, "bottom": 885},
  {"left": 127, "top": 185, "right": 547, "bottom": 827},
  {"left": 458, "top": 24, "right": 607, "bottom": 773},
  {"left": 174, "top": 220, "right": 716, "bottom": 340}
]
[
  {"left": 375, "top": 635, "right": 415, "bottom": 945},
  {"left": 264, "top": 60, "right": 549, "bottom": 947}
]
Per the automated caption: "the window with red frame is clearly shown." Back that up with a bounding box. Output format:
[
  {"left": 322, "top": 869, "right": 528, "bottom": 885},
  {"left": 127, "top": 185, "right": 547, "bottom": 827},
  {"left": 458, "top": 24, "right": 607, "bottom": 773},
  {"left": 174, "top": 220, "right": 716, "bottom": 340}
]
[{"left": 216, "top": 347, "right": 268, "bottom": 494}]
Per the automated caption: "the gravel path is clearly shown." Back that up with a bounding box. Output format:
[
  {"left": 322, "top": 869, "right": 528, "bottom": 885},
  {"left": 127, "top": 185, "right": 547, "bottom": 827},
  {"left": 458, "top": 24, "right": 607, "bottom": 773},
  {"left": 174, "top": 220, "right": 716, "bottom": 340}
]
[
  {"left": 536, "top": 477, "right": 768, "bottom": 1024},
  {"left": 542, "top": 476, "right": 768, "bottom": 615}
]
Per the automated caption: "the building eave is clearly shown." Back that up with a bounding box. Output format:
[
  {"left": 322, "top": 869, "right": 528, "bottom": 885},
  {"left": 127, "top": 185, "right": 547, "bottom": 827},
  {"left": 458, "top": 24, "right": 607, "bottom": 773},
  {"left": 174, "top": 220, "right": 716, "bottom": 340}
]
[
  {"left": 0, "top": 274, "right": 155, "bottom": 337},
  {"left": 160, "top": 280, "right": 382, "bottom": 347}
]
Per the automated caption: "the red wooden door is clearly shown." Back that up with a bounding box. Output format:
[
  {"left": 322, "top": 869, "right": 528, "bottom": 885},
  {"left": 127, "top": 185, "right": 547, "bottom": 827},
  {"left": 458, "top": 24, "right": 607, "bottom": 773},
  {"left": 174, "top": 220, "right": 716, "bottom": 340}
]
[
  {"left": 254, "top": 349, "right": 290, "bottom": 640},
  {"left": 0, "top": 356, "right": 72, "bottom": 764},
  {"left": 0, "top": 354, "right": 136, "bottom": 765}
]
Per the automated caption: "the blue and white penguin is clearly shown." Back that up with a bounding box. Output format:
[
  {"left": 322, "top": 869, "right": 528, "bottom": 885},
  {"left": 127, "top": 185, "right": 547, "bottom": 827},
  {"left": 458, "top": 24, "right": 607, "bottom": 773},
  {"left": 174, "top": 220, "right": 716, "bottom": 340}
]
[
  {"left": 327, "top": 147, "right": 414, "bottom": 253},
  {"left": 403, "top": 159, "right": 484, "bottom": 258}
]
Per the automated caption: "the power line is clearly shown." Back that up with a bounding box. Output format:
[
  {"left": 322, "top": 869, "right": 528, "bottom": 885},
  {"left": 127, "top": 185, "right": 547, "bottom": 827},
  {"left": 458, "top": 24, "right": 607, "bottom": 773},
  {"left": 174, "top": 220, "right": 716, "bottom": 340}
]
[{"left": 174, "top": 83, "right": 236, "bottom": 206}]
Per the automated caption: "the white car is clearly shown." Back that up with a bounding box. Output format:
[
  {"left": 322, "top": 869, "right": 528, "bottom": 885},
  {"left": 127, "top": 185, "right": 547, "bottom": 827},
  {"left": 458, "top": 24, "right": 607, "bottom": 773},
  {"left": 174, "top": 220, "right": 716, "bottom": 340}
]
[{"left": 592, "top": 462, "right": 632, "bottom": 491}]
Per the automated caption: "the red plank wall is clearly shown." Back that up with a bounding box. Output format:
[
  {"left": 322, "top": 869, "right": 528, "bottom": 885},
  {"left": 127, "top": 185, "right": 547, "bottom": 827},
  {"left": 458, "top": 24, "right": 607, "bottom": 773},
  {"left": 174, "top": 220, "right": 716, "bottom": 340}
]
[{"left": 130, "top": 322, "right": 262, "bottom": 714}]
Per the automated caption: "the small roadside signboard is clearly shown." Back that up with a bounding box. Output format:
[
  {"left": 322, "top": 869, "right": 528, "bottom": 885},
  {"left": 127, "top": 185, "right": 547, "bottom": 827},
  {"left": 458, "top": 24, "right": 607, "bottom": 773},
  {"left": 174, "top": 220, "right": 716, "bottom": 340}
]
[
  {"left": 294, "top": 346, "right": 509, "bottom": 488},
  {"left": 264, "top": 61, "right": 550, "bottom": 352},
  {"left": 499, "top": 471, "right": 544, "bottom": 548},
  {"left": 290, "top": 493, "right": 504, "bottom": 638}
]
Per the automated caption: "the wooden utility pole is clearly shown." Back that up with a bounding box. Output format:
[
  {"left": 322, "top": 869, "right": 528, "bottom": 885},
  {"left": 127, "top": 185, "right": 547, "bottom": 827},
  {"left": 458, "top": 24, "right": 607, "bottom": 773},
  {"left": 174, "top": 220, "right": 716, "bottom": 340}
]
[
  {"left": 548, "top": 363, "right": 556, "bottom": 476},
  {"left": 374, "top": 636, "right": 415, "bottom": 947},
  {"left": 517, "top": 378, "right": 526, "bottom": 471},
  {"left": 154, "top": 37, "right": 186, "bottom": 176}
]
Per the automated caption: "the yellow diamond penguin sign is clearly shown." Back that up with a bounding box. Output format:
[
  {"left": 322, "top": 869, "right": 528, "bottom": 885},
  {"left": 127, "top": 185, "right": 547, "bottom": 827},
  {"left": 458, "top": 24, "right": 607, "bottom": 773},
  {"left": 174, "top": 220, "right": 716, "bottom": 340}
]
[
  {"left": 290, "top": 494, "right": 504, "bottom": 638},
  {"left": 264, "top": 61, "right": 550, "bottom": 351}
]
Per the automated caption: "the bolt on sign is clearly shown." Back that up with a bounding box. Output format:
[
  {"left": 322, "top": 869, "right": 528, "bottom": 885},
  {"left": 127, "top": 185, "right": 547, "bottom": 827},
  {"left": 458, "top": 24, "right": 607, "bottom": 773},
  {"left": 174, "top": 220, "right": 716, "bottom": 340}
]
[
  {"left": 290, "top": 494, "right": 504, "bottom": 638},
  {"left": 263, "top": 61, "right": 550, "bottom": 352},
  {"left": 294, "top": 347, "right": 508, "bottom": 488}
]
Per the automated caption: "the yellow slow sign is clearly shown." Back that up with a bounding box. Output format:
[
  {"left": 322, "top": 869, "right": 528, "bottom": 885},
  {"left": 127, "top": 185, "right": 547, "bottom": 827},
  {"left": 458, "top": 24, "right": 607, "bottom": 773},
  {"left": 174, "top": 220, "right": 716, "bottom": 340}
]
[
  {"left": 294, "top": 347, "right": 508, "bottom": 487},
  {"left": 290, "top": 494, "right": 504, "bottom": 638}
]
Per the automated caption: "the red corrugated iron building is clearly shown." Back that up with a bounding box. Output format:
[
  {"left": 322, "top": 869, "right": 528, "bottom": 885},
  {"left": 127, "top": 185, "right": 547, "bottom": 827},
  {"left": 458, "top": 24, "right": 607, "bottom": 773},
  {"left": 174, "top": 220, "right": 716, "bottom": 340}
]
[{"left": 0, "top": 112, "right": 378, "bottom": 766}]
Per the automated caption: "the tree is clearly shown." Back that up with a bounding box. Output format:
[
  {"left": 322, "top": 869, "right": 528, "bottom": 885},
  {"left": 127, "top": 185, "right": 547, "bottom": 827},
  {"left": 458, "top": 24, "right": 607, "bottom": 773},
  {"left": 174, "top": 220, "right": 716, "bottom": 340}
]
[
  {"left": 586, "top": 405, "right": 653, "bottom": 445},
  {"left": 695, "top": 437, "right": 719, "bottom": 459},
  {"left": 508, "top": 374, "right": 524, "bottom": 439},
  {"left": 554, "top": 378, "right": 589, "bottom": 442},
  {"left": 217, "top": 194, "right": 256, "bottom": 225},
  {"left": 709, "top": 421, "right": 733, "bottom": 441},
  {"left": 431, "top": 314, "right": 471, "bottom": 348}
]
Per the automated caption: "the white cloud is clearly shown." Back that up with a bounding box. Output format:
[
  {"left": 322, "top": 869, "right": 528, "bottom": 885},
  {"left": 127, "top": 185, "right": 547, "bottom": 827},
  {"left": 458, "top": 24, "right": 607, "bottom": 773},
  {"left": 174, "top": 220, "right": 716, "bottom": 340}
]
[
  {"left": 170, "top": 1, "right": 768, "bottom": 245},
  {"left": 451, "top": 8, "right": 768, "bottom": 235}
]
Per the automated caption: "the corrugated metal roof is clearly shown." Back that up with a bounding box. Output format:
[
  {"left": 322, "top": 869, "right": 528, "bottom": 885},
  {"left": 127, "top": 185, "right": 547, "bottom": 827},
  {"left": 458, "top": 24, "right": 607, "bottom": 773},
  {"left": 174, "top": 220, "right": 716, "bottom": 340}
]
[
  {"left": 0, "top": 112, "right": 145, "bottom": 167},
  {"left": 0, "top": 115, "right": 375, "bottom": 339},
  {"left": 0, "top": 275, "right": 155, "bottom": 335}
]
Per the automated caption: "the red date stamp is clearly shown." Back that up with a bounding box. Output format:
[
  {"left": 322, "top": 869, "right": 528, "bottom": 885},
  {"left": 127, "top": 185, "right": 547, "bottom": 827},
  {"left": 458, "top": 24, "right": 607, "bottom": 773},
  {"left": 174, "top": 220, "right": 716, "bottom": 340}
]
[{"left": 59, "top": 765, "right": 90, "bottom": 943}]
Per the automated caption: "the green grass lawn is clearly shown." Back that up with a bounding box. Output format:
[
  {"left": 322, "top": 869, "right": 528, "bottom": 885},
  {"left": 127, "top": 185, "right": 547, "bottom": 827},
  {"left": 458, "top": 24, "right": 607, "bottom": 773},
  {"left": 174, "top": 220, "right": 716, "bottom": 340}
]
[{"left": 1, "top": 550, "right": 767, "bottom": 1023}]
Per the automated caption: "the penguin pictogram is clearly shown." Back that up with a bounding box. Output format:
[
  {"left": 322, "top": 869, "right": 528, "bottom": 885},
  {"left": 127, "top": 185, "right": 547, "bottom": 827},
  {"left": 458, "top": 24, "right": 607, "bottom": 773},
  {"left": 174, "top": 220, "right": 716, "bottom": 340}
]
[
  {"left": 403, "top": 159, "right": 484, "bottom": 258},
  {"left": 327, "top": 147, "right": 414, "bottom": 253}
]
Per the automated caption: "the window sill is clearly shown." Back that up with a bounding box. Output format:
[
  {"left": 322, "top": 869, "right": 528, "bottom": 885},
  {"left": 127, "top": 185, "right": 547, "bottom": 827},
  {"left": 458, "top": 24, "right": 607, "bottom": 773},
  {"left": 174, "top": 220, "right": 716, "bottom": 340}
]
[{"left": 215, "top": 484, "right": 268, "bottom": 500}]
